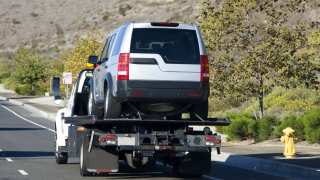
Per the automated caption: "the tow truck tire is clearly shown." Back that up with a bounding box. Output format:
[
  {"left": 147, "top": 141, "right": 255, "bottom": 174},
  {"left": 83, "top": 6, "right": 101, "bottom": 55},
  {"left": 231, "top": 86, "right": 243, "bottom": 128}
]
[
  {"left": 172, "top": 152, "right": 211, "bottom": 177},
  {"left": 80, "top": 142, "right": 90, "bottom": 176},
  {"left": 104, "top": 86, "right": 121, "bottom": 119},
  {"left": 88, "top": 90, "right": 103, "bottom": 119},
  {"left": 55, "top": 152, "right": 68, "bottom": 164},
  {"left": 125, "top": 153, "right": 154, "bottom": 169},
  {"left": 190, "top": 100, "right": 208, "bottom": 120},
  {"left": 54, "top": 124, "right": 68, "bottom": 164}
]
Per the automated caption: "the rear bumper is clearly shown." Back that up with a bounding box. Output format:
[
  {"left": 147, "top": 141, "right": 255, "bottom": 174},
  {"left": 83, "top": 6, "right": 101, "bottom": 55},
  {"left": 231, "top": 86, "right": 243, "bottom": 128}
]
[{"left": 115, "top": 80, "right": 209, "bottom": 102}]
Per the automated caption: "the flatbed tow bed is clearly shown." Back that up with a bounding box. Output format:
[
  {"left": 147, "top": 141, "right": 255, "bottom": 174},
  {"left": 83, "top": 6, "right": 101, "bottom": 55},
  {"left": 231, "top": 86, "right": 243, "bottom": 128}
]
[
  {"left": 65, "top": 116, "right": 230, "bottom": 126},
  {"left": 61, "top": 115, "right": 230, "bottom": 177}
]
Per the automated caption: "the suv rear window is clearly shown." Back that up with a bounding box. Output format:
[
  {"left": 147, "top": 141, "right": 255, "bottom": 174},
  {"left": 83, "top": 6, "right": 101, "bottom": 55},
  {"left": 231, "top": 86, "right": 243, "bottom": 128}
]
[{"left": 130, "top": 28, "right": 200, "bottom": 64}]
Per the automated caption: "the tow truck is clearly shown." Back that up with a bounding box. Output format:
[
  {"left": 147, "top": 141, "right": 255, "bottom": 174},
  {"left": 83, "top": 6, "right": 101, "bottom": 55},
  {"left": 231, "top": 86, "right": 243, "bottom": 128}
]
[{"left": 53, "top": 68, "right": 230, "bottom": 177}]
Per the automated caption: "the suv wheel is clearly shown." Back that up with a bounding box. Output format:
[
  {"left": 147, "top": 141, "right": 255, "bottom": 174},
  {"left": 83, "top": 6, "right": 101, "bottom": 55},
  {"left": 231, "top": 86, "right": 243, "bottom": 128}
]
[
  {"left": 88, "top": 90, "right": 104, "bottom": 119},
  {"left": 104, "top": 86, "right": 121, "bottom": 118},
  {"left": 190, "top": 100, "right": 208, "bottom": 120}
]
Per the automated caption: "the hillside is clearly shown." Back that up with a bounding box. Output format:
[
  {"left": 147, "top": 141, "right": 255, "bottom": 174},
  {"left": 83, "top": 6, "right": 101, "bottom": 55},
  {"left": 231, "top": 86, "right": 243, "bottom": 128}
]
[
  {"left": 0, "top": 0, "right": 199, "bottom": 55},
  {"left": 1, "top": 0, "right": 320, "bottom": 56}
]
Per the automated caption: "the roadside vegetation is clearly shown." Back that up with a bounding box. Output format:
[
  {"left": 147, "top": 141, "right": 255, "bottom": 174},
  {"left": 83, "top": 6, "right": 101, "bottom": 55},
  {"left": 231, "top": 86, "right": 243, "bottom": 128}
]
[
  {"left": 0, "top": 0, "right": 318, "bottom": 143},
  {"left": 0, "top": 37, "right": 102, "bottom": 95},
  {"left": 200, "top": 0, "right": 320, "bottom": 143}
]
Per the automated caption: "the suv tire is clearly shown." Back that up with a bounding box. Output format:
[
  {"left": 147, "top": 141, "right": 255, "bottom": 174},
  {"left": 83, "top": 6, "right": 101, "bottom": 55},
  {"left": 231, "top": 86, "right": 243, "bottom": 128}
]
[
  {"left": 88, "top": 90, "right": 104, "bottom": 119},
  {"left": 104, "top": 86, "right": 121, "bottom": 118},
  {"left": 190, "top": 100, "right": 208, "bottom": 120}
]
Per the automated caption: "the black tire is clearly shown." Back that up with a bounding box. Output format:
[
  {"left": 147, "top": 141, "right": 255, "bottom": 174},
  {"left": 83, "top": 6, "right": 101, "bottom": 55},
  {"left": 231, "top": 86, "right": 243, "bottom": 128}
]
[
  {"left": 190, "top": 100, "right": 208, "bottom": 120},
  {"left": 55, "top": 124, "right": 68, "bottom": 164},
  {"left": 125, "top": 153, "right": 154, "bottom": 170},
  {"left": 172, "top": 160, "right": 203, "bottom": 178},
  {"left": 55, "top": 152, "right": 68, "bottom": 164},
  {"left": 88, "top": 89, "right": 104, "bottom": 119},
  {"left": 80, "top": 141, "right": 90, "bottom": 176},
  {"left": 104, "top": 86, "right": 121, "bottom": 118}
]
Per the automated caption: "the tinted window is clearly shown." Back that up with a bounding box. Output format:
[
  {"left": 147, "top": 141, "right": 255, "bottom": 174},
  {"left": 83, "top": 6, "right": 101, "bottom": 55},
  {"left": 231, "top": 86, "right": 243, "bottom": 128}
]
[
  {"left": 106, "top": 35, "right": 116, "bottom": 59},
  {"left": 130, "top": 28, "right": 200, "bottom": 64},
  {"left": 100, "top": 37, "right": 110, "bottom": 62},
  {"left": 112, "top": 26, "right": 126, "bottom": 56}
]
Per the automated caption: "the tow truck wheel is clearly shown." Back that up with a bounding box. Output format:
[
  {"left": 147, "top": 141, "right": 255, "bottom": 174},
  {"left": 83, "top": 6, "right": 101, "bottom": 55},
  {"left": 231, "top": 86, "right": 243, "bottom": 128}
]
[
  {"left": 172, "top": 160, "right": 203, "bottom": 178},
  {"left": 54, "top": 124, "right": 68, "bottom": 164},
  {"left": 80, "top": 143, "right": 90, "bottom": 176},
  {"left": 55, "top": 152, "right": 68, "bottom": 164},
  {"left": 172, "top": 152, "right": 211, "bottom": 177}
]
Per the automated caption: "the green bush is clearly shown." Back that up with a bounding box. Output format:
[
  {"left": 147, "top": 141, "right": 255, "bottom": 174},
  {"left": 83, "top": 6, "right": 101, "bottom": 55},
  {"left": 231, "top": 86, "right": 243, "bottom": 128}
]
[
  {"left": 222, "top": 112, "right": 254, "bottom": 140},
  {"left": 15, "top": 84, "right": 33, "bottom": 95},
  {"left": 274, "top": 115, "right": 305, "bottom": 141},
  {"left": 302, "top": 109, "right": 320, "bottom": 143},
  {"left": 255, "top": 116, "right": 278, "bottom": 142}
]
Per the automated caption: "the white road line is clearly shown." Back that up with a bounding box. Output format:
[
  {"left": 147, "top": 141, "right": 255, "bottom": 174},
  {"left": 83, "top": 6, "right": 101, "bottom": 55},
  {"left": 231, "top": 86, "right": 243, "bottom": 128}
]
[
  {"left": 18, "top": 169, "right": 29, "bottom": 176},
  {"left": 1, "top": 105, "right": 55, "bottom": 133},
  {"left": 6, "top": 158, "right": 13, "bottom": 162}
]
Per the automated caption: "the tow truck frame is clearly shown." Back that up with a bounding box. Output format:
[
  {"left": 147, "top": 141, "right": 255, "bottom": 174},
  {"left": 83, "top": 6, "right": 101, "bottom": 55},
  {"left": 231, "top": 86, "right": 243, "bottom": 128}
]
[{"left": 53, "top": 69, "right": 231, "bottom": 177}]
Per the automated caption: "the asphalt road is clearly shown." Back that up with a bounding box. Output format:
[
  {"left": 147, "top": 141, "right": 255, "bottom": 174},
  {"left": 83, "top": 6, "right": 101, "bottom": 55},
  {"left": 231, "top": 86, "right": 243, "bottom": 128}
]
[{"left": 0, "top": 100, "right": 286, "bottom": 180}]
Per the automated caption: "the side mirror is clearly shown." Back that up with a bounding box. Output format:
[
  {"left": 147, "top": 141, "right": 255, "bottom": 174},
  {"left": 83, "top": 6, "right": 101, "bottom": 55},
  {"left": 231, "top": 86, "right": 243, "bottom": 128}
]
[
  {"left": 88, "top": 55, "right": 98, "bottom": 65},
  {"left": 51, "top": 77, "right": 62, "bottom": 105}
]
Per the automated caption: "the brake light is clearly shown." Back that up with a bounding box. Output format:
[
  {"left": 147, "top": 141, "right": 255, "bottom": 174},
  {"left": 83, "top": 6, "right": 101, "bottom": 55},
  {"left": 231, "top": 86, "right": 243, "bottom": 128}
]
[
  {"left": 99, "top": 133, "right": 117, "bottom": 145},
  {"left": 205, "top": 135, "right": 221, "bottom": 146},
  {"left": 117, "top": 53, "right": 130, "bottom": 80},
  {"left": 200, "top": 55, "right": 209, "bottom": 82}
]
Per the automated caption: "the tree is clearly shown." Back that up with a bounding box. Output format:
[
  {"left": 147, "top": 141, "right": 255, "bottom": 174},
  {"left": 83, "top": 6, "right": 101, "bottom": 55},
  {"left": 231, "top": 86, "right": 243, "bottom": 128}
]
[
  {"left": 12, "top": 48, "right": 49, "bottom": 94},
  {"left": 199, "top": 0, "right": 258, "bottom": 108},
  {"left": 62, "top": 37, "right": 102, "bottom": 80},
  {"left": 199, "top": 0, "right": 318, "bottom": 117}
]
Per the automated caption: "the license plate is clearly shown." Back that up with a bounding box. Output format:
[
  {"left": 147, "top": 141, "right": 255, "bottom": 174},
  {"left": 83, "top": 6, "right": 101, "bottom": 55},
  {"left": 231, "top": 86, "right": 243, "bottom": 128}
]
[{"left": 118, "top": 137, "right": 135, "bottom": 146}]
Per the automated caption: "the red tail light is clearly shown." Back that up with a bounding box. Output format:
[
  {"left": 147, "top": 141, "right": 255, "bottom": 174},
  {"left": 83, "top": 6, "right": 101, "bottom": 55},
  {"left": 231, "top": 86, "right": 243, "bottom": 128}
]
[
  {"left": 200, "top": 55, "right": 209, "bottom": 82},
  {"left": 117, "top": 53, "right": 130, "bottom": 80},
  {"left": 205, "top": 135, "right": 221, "bottom": 145},
  {"left": 99, "top": 133, "right": 117, "bottom": 144}
]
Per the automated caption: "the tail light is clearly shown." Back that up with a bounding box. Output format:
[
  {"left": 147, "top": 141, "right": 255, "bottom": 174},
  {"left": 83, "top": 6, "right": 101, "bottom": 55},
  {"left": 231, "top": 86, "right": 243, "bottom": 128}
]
[
  {"left": 117, "top": 53, "right": 130, "bottom": 80},
  {"left": 200, "top": 55, "right": 209, "bottom": 82},
  {"left": 205, "top": 135, "right": 221, "bottom": 146},
  {"left": 99, "top": 133, "right": 117, "bottom": 145}
]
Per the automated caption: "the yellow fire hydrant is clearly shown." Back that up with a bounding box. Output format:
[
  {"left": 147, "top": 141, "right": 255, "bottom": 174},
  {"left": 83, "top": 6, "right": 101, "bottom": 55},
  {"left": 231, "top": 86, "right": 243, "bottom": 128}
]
[{"left": 280, "top": 127, "right": 296, "bottom": 159}]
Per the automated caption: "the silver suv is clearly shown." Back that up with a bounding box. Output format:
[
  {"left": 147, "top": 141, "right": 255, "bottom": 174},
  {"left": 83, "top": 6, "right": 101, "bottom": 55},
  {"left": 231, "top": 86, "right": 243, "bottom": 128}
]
[{"left": 88, "top": 22, "right": 209, "bottom": 120}]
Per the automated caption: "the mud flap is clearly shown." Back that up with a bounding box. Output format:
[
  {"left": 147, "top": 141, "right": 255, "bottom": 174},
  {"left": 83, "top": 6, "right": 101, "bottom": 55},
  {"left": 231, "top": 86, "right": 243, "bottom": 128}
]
[{"left": 86, "top": 146, "right": 119, "bottom": 173}]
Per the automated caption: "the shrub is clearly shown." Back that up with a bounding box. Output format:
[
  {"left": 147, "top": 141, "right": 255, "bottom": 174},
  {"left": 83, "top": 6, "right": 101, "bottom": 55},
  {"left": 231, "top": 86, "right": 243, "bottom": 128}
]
[
  {"left": 255, "top": 116, "right": 278, "bottom": 142},
  {"left": 274, "top": 115, "right": 305, "bottom": 141},
  {"left": 302, "top": 109, "right": 320, "bottom": 143},
  {"left": 222, "top": 112, "right": 254, "bottom": 140},
  {"left": 15, "top": 84, "right": 33, "bottom": 95}
]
